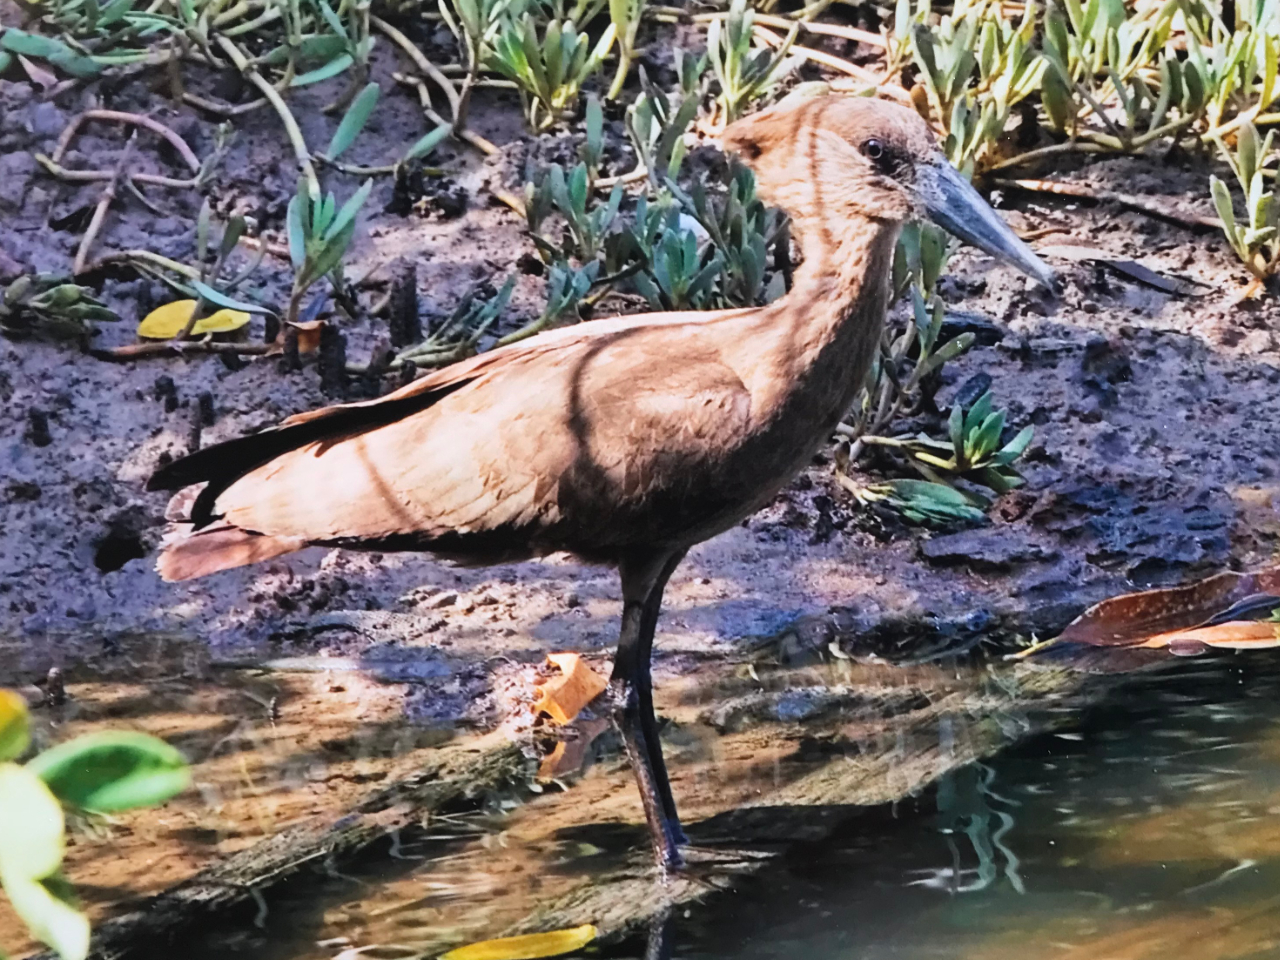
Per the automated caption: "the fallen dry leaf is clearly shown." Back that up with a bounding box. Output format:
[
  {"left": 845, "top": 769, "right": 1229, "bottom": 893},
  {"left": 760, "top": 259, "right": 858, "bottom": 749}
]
[
  {"left": 439, "top": 924, "right": 597, "bottom": 960},
  {"left": 1136, "top": 620, "right": 1280, "bottom": 656},
  {"left": 287, "top": 319, "right": 325, "bottom": 354},
  {"left": 533, "top": 653, "right": 608, "bottom": 726},
  {"left": 18, "top": 55, "right": 57, "bottom": 92},
  {"left": 536, "top": 717, "right": 611, "bottom": 780},
  {"left": 1056, "top": 566, "right": 1280, "bottom": 647},
  {"left": 137, "top": 300, "right": 250, "bottom": 339}
]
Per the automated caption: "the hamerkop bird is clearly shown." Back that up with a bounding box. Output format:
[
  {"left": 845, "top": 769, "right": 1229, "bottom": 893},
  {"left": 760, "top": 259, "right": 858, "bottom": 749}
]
[{"left": 148, "top": 94, "right": 1053, "bottom": 870}]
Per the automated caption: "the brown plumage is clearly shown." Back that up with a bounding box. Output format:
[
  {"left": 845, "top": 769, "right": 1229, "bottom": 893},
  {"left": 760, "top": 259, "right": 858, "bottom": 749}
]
[{"left": 148, "top": 94, "right": 1052, "bottom": 869}]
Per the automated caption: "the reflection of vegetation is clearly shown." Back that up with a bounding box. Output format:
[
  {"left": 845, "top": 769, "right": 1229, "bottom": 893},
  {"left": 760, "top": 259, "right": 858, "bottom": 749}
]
[{"left": 932, "top": 762, "right": 1024, "bottom": 894}]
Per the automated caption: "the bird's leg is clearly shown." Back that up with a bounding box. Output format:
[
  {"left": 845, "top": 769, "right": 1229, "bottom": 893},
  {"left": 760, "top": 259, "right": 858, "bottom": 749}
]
[
  {"left": 613, "top": 550, "right": 687, "bottom": 870},
  {"left": 634, "top": 553, "right": 687, "bottom": 843}
]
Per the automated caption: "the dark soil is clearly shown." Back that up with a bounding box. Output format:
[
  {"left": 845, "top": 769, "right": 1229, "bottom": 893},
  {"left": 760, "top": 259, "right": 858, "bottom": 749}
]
[{"left": 2, "top": 5, "right": 1279, "bottom": 727}]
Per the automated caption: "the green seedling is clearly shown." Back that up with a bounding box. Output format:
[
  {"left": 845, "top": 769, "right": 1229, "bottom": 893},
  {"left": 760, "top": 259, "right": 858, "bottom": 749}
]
[
  {"left": 396, "top": 276, "right": 516, "bottom": 366},
  {"left": 707, "top": 0, "right": 799, "bottom": 123},
  {"left": 630, "top": 210, "right": 723, "bottom": 311},
  {"left": 440, "top": 0, "right": 519, "bottom": 129},
  {"left": 525, "top": 105, "right": 624, "bottom": 265},
  {"left": 606, "top": 0, "right": 645, "bottom": 99},
  {"left": 1211, "top": 120, "right": 1280, "bottom": 281},
  {"left": 885, "top": 389, "right": 1035, "bottom": 493},
  {"left": 286, "top": 0, "right": 373, "bottom": 89},
  {"left": 284, "top": 177, "right": 373, "bottom": 327},
  {"left": 0, "top": 691, "right": 189, "bottom": 960},
  {"left": 847, "top": 287, "right": 975, "bottom": 445},
  {"left": 488, "top": 14, "right": 616, "bottom": 131},
  {"left": 668, "top": 161, "right": 784, "bottom": 307},
  {"left": 850, "top": 478, "right": 989, "bottom": 526},
  {"left": 320, "top": 82, "right": 452, "bottom": 173},
  {"left": 909, "top": 0, "right": 1043, "bottom": 173},
  {"left": 0, "top": 276, "right": 118, "bottom": 342},
  {"left": 499, "top": 260, "right": 598, "bottom": 344},
  {"left": 0, "top": 28, "right": 102, "bottom": 77},
  {"left": 626, "top": 55, "right": 704, "bottom": 190}
]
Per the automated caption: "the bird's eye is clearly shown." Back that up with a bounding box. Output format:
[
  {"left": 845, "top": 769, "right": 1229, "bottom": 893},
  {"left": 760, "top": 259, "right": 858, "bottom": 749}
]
[{"left": 861, "top": 139, "right": 885, "bottom": 161}]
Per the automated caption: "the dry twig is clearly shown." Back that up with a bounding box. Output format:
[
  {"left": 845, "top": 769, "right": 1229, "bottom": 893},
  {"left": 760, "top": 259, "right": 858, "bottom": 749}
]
[{"left": 74, "top": 134, "right": 137, "bottom": 276}]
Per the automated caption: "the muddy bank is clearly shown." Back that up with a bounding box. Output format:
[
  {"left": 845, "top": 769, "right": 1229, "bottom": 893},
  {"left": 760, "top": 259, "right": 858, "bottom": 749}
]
[{"left": 2, "top": 33, "right": 1279, "bottom": 698}]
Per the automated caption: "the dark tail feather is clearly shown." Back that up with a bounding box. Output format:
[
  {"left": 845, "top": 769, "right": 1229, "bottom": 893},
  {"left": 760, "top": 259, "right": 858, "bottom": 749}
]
[{"left": 157, "top": 525, "right": 305, "bottom": 582}]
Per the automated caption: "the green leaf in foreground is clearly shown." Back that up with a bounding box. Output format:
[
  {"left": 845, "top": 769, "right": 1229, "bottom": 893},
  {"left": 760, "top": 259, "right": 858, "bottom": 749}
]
[
  {"left": 0, "top": 763, "right": 64, "bottom": 881},
  {"left": 3, "top": 872, "right": 89, "bottom": 960},
  {"left": 25, "top": 730, "right": 190, "bottom": 813}
]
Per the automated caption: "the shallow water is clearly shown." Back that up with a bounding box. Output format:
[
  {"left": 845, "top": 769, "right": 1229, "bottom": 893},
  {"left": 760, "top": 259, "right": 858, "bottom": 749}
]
[
  {"left": 160, "top": 651, "right": 1280, "bottom": 960},
  {"left": 672, "top": 654, "right": 1280, "bottom": 960}
]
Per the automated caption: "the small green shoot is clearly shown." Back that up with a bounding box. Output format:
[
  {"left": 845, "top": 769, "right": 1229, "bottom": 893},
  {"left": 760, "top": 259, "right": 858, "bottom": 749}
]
[
  {"left": 1210, "top": 120, "right": 1279, "bottom": 282},
  {"left": 706, "top": 0, "right": 799, "bottom": 123},
  {"left": 285, "top": 177, "right": 374, "bottom": 327},
  {"left": 488, "top": 14, "right": 616, "bottom": 130},
  {"left": 0, "top": 277, "right": 119, "bottom": 343}
]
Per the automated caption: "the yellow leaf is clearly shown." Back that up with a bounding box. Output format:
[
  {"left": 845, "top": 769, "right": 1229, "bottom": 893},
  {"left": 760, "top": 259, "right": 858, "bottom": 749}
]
[
  {"left": 137, "top": 300, "right": 251, "bottom": 339},
  {"left": 0, "top": 689, "right": 30, "bottom": 761},
  {"left": 440, "top": 925, "right": 597, "bottom": 960},
  {"left": 532, "top": 654, "right": 609, "bottom": 726}
]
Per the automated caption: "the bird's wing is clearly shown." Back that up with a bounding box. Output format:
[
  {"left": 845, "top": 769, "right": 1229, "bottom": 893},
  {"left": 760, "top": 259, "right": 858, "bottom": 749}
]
[
  {"left": 148, "top": 307, "right": 730, "bottom": 525},
  {"left": 193, "top": 312, "right": 757, "bottom": 555}
]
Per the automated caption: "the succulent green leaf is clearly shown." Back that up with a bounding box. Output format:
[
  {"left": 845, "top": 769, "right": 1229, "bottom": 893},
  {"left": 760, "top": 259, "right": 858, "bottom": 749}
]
[
  {"left": 1210, "top": 175, "right": 1239, "bottom": 243},
  {"left": 290, "top": 53, "right": 354, "bottom": 88},
  {"left": 190, "top": 281, "right": 274, "bottom": 315},
  {"left": 403, "top": 123, "right": 452, "bottom": 161},
  {"left": 0, "top": 763, "right": 64, "bottom": 881},
  {"left": 327, "top": 82, "right": 380, "bottom": 160},
  {"left": 322, "top": 179, "right": 373, "bottom": 243},
  {"left": 26, "top": 731, "right": 189, "bottom": 813},
  {"left": 287, "top": 194, "right": 307, "bottom": 272},
  {"left": 0, "top": 29, "right": 100, "bottom": 77}
]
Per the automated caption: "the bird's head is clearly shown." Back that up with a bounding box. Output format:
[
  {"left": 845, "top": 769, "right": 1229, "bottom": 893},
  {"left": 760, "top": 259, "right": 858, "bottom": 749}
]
[{"left": 723, "top": 94, "right": 1056, "bottom": 289}]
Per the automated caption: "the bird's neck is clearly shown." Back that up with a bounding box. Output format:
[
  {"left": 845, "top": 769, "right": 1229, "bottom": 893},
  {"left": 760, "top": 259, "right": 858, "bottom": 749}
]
[{"left": 745, "top": 212, "right": 901, "bottom": 417}]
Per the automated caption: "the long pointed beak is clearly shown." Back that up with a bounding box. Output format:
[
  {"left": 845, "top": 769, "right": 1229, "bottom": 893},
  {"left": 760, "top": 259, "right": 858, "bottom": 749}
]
[{"left": 918, "top": 159, "right": 1057, "bottom": 291}]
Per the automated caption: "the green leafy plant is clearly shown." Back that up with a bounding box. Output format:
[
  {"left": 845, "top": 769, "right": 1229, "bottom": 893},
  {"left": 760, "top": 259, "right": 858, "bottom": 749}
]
[
  {"left": 706, "top": 0, "right": 799, "bottom": 123},
  {"left": 848, "top": 478, "right": 989, "bottom": 526},
  {"left": 0, "top": 28, "right": 103, "bottom": 77},
  {"left": 625, "top": 53, "right": 705, "bottom": 189},
  {"left": 1210, "top": 120, "right": 1279, "bottom": 282},
  {"left": 606, "top": 0, "right": 645, "bottom": 99},
  {"left": 285, "top": 177, "right": 374, "bottom": 327},
  {"left": 864, "top": 389, "right": 1034, "bottom": 493},
  {"left": 844, "top": 287, "right": 975, "bottom": 449},
  {"left": 395, "top": 275, "right": 516, "bottom": 367},
  {"left": 669, "top": 161, "right": 784, "bottom": 306},
  {"left": 488, "top": 14, "right": 616, "bottom": 130},
  {"left": 0, "top": 690, "right": 189, "bottom": 960},
  {"left": 440, "top": 0, "right": 519, "bottom": 129},
  {"left": 630, "top": 208, "right": 723, "bottom": 310},
  {"left": 525, "top": 101, "right": 625, "bottom": 264},
  {"left": 498, "top": 261, "right": 598, "bottom": 344},
  {"left": 319, "top": 82, "right": 452, "bottom": 174},
  {"left": 0, "top": 276, "right": 119, "bottom": 342}
]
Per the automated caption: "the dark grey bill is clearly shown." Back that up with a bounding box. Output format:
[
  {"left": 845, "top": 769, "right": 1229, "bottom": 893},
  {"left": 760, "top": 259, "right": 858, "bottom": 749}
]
[{"left": 917, "top": 158, "right": 1057, "bottom": 290}]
